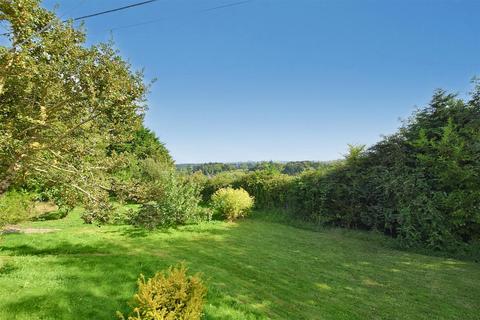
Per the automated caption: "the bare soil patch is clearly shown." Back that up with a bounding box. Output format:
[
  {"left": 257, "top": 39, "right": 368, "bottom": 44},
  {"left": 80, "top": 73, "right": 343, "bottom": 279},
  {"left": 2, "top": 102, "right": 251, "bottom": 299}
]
[{"left": 1, "top": 225, "right": 60, "bottom": 234}]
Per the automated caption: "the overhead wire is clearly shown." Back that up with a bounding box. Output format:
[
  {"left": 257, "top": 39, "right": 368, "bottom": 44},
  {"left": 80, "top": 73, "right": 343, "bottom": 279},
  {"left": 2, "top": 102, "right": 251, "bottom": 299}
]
[
  {"left": 0, "top": 0, "right": 159, "bottom": 37},
  {"left": 1, "top": 0, "right": 254, "bottom": 56},
  {"left": 71, "top": 0, "right": 159, "bottom": 21},
  {"left": 107, "top": 0, "right": 252, "bottom": 33},
  {"left": 202, "top": 0, "right": 251, "bottom": 12}
]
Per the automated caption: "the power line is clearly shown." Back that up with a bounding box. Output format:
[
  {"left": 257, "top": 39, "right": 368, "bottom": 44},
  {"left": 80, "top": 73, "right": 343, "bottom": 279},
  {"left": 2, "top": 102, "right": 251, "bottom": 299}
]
[
  {"left": 1, "top": 0, "right": 253, "bottom": 54},
  {"left": 71, "top": 0, "right": 159, "bottom": 21},
  {"left": 107, "top": 0, "right": 252, "bottom": 33},
  {"left": 202, "top": 0, "right": 251, "bottom": 12},
  {"left": 0, "top": 0, "right": 159, "bottom": 37}
]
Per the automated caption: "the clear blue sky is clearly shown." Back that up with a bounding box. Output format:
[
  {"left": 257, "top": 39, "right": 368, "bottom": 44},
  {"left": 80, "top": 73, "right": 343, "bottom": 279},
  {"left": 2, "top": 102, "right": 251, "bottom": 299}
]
[{"left": 41, "top": 0, "right": 479, "bottom": 163}]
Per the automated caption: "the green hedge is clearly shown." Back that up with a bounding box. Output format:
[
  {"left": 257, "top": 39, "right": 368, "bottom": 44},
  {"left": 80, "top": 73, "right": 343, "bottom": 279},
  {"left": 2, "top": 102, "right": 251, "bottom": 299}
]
[{"left": 198, "top": 84, "right": 480, "bottom": 250}]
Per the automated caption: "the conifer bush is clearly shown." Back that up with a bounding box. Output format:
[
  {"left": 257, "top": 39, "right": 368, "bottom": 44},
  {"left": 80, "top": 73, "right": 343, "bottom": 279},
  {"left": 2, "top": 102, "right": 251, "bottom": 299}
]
[
  {"left": 118, "top": 264, "right": 207, "bottom": 320},
  {"left": 211, "top": 187, "right": 254, "bottom": 220}
]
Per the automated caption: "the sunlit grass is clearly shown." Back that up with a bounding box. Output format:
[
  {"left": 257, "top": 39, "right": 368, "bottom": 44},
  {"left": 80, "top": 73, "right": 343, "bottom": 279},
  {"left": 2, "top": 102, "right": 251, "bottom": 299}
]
[{"left": 0, "top": 209, "right": 479, "bottom": 319}]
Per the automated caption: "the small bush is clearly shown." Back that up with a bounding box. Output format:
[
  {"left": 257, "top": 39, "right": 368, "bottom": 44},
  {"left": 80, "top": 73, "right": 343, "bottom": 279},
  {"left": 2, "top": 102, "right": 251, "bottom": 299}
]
[
  {"left": 0, "top": 191, "right": 34, "bottom": 227},
  {"left": 118, "top": 264, "right": 207, "bottom": 320},
  {"left": 130, "top": 202, "right": 176, "bottom": 229},
  {"left": 194, "top": 206, "right": 213, "bottom": 223},
  {"left": 211, "top": 187, "right": 254, "bottom": 220},
  {"left": 130, "top": 172, "right": 201, "bottom": 229}
]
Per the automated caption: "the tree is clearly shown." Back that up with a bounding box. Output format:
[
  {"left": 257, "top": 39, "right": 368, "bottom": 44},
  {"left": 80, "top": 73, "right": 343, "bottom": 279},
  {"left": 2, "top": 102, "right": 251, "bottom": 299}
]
[
  {"left": 108, "top": 127, "right": 175, "bottom": 204},
  {"left": 109, "top": 127, "right": 173, "bottom": 164},
  {"left": 0, "top": 0, "right": 147, "bottom": 221}
]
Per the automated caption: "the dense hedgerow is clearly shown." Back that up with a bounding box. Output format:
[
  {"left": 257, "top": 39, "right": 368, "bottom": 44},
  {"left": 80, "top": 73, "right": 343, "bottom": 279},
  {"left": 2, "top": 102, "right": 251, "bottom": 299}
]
[
  {"left": 198, "top": 83, "right": 480, "bottom": 250},
  {"left": 211, "top": 187, "right": 254, "bottom": 220},
  {"left": 235, "top": 171, "right": 293, "bottom": 209},
  {"left": 302, "top": 86, "right": 480, "bottom": 249},
  {"left": 118, "top": 264, "right": 206, "bottom": 320}
]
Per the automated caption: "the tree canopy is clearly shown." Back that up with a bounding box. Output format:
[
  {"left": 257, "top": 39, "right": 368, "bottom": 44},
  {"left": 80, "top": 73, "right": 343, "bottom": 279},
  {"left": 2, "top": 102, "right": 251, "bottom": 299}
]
[{"left": 0, "top": 0, "right": 149, "bottom": 220}]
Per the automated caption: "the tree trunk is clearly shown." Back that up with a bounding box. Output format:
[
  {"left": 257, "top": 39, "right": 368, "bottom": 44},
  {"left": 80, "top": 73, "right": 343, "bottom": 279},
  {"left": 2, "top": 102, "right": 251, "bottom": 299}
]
[
  {"left": 0, "top": 161, "right": 20, "bottom": 196},
  {"left": 0, "top": 176, "right": 12, "bottom": 196}
]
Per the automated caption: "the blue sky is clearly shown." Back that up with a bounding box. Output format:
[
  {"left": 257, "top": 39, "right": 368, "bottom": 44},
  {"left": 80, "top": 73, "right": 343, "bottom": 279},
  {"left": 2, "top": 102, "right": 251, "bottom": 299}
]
[{"left": 39, "top": 0, "right": 480, "bottom": 163}]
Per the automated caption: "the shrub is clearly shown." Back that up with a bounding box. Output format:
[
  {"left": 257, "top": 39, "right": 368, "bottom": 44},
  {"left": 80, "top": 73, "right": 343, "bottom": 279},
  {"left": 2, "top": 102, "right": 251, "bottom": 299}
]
[
  {"left": 236, "top": 170, "right": 294, "bottom": 209},
  {"left": 200, "top": 170, "right": 246, "bottom": 202},
  {"left": 130, "top": 172, "right": 201, "bottom": 228},
  {"left": 0, "top": 191, "right": 34, "bottom": 227},
  {"left": 130, "top": 202, "right": 175, "bottom": 229},
  {"left": 118, "top": 264, "right": 207, "bottom": 320},
  {"left": 211, "top": 187, "right": 254, "bottom": 220},
  {"left": 194, "top": 206, "right": 213, "bottom": 223}
]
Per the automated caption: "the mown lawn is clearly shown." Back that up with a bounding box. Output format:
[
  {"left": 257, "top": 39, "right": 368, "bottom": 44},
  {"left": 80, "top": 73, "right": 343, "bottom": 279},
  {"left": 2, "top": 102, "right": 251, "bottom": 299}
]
[{"left": 0, "top": 210, "right": 479, "bottom": 320}]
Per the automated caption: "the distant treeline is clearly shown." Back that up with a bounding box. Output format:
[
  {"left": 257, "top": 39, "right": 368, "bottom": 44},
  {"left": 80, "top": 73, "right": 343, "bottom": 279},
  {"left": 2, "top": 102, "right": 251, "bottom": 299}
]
[{"left": 177, "top": 160, "right": 338, "bottom": 176}]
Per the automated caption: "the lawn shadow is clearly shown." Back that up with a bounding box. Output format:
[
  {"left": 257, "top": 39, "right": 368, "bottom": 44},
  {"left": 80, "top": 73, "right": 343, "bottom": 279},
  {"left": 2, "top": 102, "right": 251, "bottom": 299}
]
[
  {"left": 0, "top": 262, "right": 17, "bottom": 277},
  {"left": 116, "top": 226, "right": 150, "bottom": 238},
  {"left": 0, "top": 241, "right": 115, "bottom": 256}
]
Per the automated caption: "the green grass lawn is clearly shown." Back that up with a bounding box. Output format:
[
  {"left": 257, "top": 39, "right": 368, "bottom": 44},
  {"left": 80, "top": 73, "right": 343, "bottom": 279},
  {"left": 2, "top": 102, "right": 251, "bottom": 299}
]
[{"left": 0, "top": 210, "right": 479, "bottom": 320}]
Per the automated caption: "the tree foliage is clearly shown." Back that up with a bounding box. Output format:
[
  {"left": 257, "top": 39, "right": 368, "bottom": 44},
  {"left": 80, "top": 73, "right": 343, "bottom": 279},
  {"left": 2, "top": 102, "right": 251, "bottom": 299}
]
[
  {"left": 109, "top": 127, "right": 174, "bottom": 204},
  {"left": 0, "top": 0, "right": 148, "bottom": 222}
]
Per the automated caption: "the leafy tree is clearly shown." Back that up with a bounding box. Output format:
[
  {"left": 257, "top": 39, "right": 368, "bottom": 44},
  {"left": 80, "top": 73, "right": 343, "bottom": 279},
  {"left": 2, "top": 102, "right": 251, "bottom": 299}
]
[
  {"left": 109, "top": 127, "right": 174, "bottom": 203},
  {"left": 109, "top": 127, "right": 172, "bottom": 164},
  {"left": 0, "top": 0, "right": 147, "bottom": 221}
]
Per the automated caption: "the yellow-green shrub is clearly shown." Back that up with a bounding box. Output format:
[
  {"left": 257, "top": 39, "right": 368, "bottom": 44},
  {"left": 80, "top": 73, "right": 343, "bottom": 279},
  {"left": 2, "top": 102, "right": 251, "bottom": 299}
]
[
  {"left": 118, "top": 264, "right": 207, "bottom": 320},
  {"left": 0, "top": 191, "right": 34, "bottom": 227},
  {"left": 211, "top": 187, "right": 254, "bottom": 220}
]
